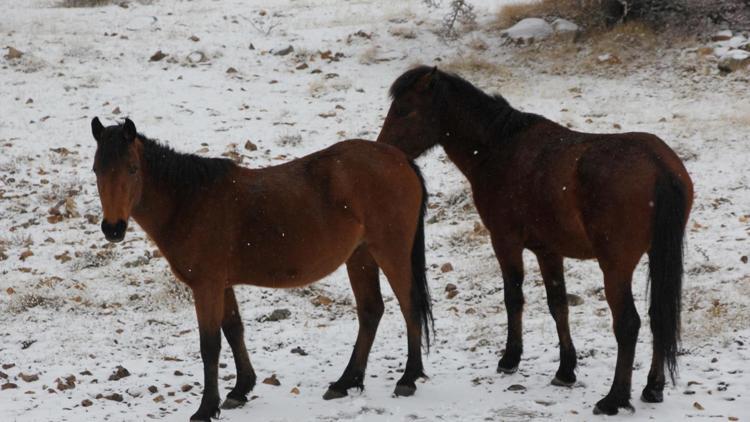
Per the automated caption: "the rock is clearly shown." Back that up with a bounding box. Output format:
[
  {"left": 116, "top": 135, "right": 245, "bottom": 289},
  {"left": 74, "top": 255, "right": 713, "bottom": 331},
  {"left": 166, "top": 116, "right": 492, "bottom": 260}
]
[
  {"left": 446, "top": 290, "right": 459, "bottom": 299},
  {"left": 551, "top": 18, "right": 579, "bottom": 41},
  {"left": 244, "top": 140, "right": 258, "bottom": 151},
  {"left": 712, "top": 30, "right": 733, "bottom": 42},
  {"left": 718, "top": 49, "right": 750, "bottom": 72},
  {"left": 445, "top": 283, "right": 457, "bottom": 292},
  {"left": 189, "top": 35, "right": 200, "bottom": 42},
  {"left": 108, "top": 366, "right": 130, "bottom": 381},
  {"left": 441, "top": 263, "right": 454, "bottom": 273},
  {"left": 226, "top": 67, "right": 238, "bottom": 74},
  {"left": 265, "top": 309, "right": 291, "bottom": 321},
  {"left": 147, "top": 385, "right": 158, "bottom": 394},
  {"left": 181, "top": 384, "right": 192, "bottom": 392},
  {"left": 2, "top": 364, "right": 15, "bottom": 370},
  {"left": 112, "top": 106, "right": 121, "bottom": 115},
  {"left": 187, "top": 51, "right": 208, "bottom": 63},
  {"left": 19, "top": 373, "right": 38, "bottom": 383},
  {"left": 727, "top": 35, "right": 748, "bottom": 49},
  {"left": 149, "top": 50, "right": 167, "bottom": 62},
  {"left": 1, "top": 382, "right": 18, "bottom": 390},
  {"left": 56, "top": 375, "right": 76, "bottom": 391},
  {"left": 567, "top": 293, "right": 584, "bottom": 306},
  {"left": 104, "top": 393, "right": 124, "bottom": 402},
  {"left": 0, "top": 371, "right": 7, "bottom": 379},
  {"left": 507, "top": 384, "right": 526, "bottom": 391},
  {"left": 296, "top": 63, "right": 308, "bottom": 70},
  {"left": 291, "top": 346, "right": 308, "bottom": 356},
  {"left": 174, "top": 370, "right": 184, "bottom": 376},
  {"left": 273, "top": 45, "right": 294, "bottom": 56},
  {"left": 741, "top": 255, "right": 748, "bottom": 264},
  {"left": 693, "top": 401, "right": 704, "bottom": 410},
  {"left": 290, "top": 386, "right": 300, "bottom": 395},
  {"left": 153, "top": 394, "right": 164, "bottom": 402},
  {"left": 81, "top": 399, "right": 93, "bottom": 407},
  {"left": 262, "top": 374, "right": 281, "bottom": 386},
  {"left": 501, "top": 18, "right": 553, "bottom": 43},
  {"left": 4, "top": 47, "right": 23, "bottom": 60}
]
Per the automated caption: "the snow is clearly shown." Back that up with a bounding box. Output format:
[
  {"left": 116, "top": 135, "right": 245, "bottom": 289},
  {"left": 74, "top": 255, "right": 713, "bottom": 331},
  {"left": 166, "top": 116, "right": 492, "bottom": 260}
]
[
  {"left": 2, "top": 1, "right": 750, "bottom": 422},
  {"left": 501, "top": 18, "right": 554, "bottom": 42}
]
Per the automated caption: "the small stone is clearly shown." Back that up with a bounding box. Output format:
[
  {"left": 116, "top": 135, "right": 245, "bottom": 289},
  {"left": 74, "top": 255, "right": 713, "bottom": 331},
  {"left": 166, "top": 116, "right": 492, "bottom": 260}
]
[
  {"left": 19, "top": 373, "right": 38, "bottom": 383},
  {"left": 693, "top": 401, "right": 704, "bottom": 410},
  {"left": 741, "top": 256, "right": 748, "bottom": 264},
  {"left": 2, "top": 364, "right": 14, "bottom": 370},
  {"left": 181, "top": 384, "right": 192, "bottom": 392},
  {"left": 265, "top": 309, "right": 291, "bottom": 322},
  {"left": 290, "top": 386, "right": 300, "bottom": 395},
  {"left": 244, "top": 140, "right": 257, "bottom": 151},
  {"left": 148, "top": 385, "right": 158, "bottom": 394},
  {"left": 296, "top": 63, "right": 308, "bottom": 70},
  {"left": 1, "top": 382, "right": 18, "bottom": 390},
  {"left": 105, "top": 393, "right": 124, "bottom": 402},
  {"left": 81, "top": 399, "right": 93, "bottom": 407},
  {"left": 226, "top": 67, "right": 238, "bottom": 74},
  {"left": 108, "top": 366, "right": 130, "bottom": 381},
  {"left": 4, "top": 47, "right": 23, "bottom": 60},
  {"left": 711, "top": 30, "right": 732, "bottom": 42},
  {"left": 153, "top": 394, "right": 164, "bottom": 403},
  {"left": 149, "top": 50, "right": 167, "bottom": 62},
  {"left": 684, "top": 389, "right": 696, "bottom": 395},
  {"left": 189, "top": 35, "right": 200, "bottom": 42},
  {"left": 112, "top": 106, "right": 121, "bottom": 115},
  {"left": 567, "top": 293, "right": 584, "bottom": 306},
  {"left": 446, "top": 290, "right": 459, "bottom": 299},
  {"left": 0, "top": 371, "right": 7, "bottom": 379},
  {"left": 174, "top": 370, "right": 184, "bottom": 376},
  {"left": 291, "top": 346, "right": 308, "bottom": 356},
  {"left": 262, "top": 374, "right": 281, "bottom": 386},
  {"left": 25, "top": 98, "right": 33, "bottom": 104},
  {"left": 507, "top": 384, "right": 526, "bottom": 391},
  {"left": 440, "top": 263, "right": 454, "bottom": 273},
  {"left": 273, "top": 45, "right": 294, "bottom": 56},
  {"left": 445, "top": 283, "right": 457, "bottom": 292},
  {"left": 311, "top": 295, "right": 333, "bottom": 307}
]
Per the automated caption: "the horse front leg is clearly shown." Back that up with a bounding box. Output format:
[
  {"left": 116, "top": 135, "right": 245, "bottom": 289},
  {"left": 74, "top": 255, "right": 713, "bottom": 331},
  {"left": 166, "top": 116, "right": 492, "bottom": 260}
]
[
  {"left": 190, "top": 287, "right": 225, "bottom": 422},
  {"left": 492, "top": 239, "right": 525, "bottom": 374}
]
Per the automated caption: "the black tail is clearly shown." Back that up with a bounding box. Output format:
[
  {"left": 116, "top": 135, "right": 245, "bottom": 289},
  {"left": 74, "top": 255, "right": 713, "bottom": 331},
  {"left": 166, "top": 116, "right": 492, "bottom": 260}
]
[
  {"left": 648, "top": 173, "right": 688, "bottom": 384},
  {"left": 408, "top": 161, "right": 434, "bottom": 353}
]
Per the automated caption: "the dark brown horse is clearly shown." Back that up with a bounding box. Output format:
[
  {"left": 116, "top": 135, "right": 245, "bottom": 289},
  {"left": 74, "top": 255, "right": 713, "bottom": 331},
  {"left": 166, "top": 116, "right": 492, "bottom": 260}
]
[
  {"left": 90, "top": 117, "right": 433, "bottom": 421},
  {"left": 377, "top": 66, "right": 693, "bottom": 415}
]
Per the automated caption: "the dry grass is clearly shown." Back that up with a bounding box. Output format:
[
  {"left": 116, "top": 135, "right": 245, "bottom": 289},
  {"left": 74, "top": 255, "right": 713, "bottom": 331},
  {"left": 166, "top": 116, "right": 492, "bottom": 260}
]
[
  {"left": 441, "top": 53, "right": 513, "bottom": 79},
  {"left": 58, "top": 0, "right": 156, "bottom": 7}
]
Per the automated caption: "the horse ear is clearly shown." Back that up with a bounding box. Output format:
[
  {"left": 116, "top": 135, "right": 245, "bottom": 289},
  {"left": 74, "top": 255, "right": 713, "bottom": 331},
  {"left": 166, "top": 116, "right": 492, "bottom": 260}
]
[
  {"left": 91, "top": 117, "right": 104, "bottom": 142},
  {"left": 415, "top": 66, "right": 439, "bottom": 92},
  {"left": 123, "top": 118, "right": 137, "bottom": 143}
]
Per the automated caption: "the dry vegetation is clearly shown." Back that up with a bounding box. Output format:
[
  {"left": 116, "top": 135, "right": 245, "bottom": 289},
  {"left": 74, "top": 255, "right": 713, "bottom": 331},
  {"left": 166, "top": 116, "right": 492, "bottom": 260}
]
[
  {"left": 58, "top": 0, "right": 155, "bottom": 7},
  {"left": 495, "top": 0, "right": 614, "bottom": 30}
]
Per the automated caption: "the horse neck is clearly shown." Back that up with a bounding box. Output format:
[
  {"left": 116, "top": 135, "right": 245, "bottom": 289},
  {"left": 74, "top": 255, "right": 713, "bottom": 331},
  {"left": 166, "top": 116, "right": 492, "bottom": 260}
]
[
  {"left": 439, "top": 102, "right": 509, "bottom": 178},
  {"left": 130, "top": 158, "right": 180, "bottom": 246}
]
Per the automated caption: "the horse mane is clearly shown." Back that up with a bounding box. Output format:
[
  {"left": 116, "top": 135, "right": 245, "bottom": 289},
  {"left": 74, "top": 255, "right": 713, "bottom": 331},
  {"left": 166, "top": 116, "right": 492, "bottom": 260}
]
[
  {"left": 139, "top": 134, "right": 235, "bottom": 193},
  {"left": 389, "top": 65, "right": 545, "bottom": 142}
]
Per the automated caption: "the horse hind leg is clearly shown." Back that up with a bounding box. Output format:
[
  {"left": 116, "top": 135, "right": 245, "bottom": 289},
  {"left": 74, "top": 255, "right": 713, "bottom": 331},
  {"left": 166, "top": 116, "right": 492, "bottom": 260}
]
[
  {"left": 593, "top": 261, "right": 640, "bottom": 416},
  {"left": 220, "top": 287, "right": 257, "bottom": 410},
  {"left": 535, "top": 251, "right": 577, "bottom": 386},
  {"left": 323, "top": 244, "right": 384, "bottom": 400},
  {"left": 368, "top": 243, "right": 427, "bottom": 397}
]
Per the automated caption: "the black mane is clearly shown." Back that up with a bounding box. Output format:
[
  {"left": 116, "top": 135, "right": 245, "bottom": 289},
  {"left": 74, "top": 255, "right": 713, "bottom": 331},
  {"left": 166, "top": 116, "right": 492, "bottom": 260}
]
[
  {"left": 140, "top": 135, "right": 235, "bottom": 193},
  {"left": 97, "top": 124, "right": 235, "bottom": 193},
  {"left": 389, "top": 65, "right": 545, "bottom": 142}
]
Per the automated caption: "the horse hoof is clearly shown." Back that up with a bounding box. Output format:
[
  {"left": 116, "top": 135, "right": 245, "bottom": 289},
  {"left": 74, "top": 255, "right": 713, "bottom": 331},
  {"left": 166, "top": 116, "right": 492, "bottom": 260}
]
[
  {"left": 221, "top": 397, "right": 247, "bottom": 410},
  {"left": 551, "top": 376, "right": 575, "bottom": 387},
  {"left": 593, "top": 399, "right": 634, "bottom": 416},
  {"left": 496, "top": 364, "right": 518, "bottom": 375},
  {"left": 322, "top": 387, "right": 348, "bottom": 400},
  {"left": 640, "top": 387, "right": 663, "bottom": 403},
  {"left": 393, "top": 384, "right": 416, "bottom": 397}
]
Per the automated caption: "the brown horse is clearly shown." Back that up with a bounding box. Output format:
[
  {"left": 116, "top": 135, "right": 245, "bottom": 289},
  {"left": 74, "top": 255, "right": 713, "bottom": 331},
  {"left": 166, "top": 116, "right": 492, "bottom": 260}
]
[
  {"left": 377, "top": 66, "right": 693, "bottom": 415},
  {"left": 90, "top": 117, "right": 433, "bottom": 421}
]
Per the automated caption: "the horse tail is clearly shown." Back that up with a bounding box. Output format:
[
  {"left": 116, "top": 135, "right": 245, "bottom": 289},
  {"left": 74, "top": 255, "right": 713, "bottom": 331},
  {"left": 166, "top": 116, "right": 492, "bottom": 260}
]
[
  {"left": 648, "top": 171, "right": 688, "bottom": 384},
  {"left": 408, "top": 161, "right": 434, "bottom": 353}
]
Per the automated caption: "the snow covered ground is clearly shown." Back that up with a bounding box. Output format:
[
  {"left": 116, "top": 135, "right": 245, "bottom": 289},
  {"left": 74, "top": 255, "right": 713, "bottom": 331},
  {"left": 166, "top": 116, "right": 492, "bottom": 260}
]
[{"left": 1, "top": 0, "right": 749, "bottom": 421}]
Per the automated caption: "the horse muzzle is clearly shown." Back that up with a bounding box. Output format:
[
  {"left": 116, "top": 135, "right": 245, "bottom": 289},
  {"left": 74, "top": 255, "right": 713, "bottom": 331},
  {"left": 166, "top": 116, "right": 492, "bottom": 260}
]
[{"left": 101, "top": 219, "right": 127, "bottom": 243}]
